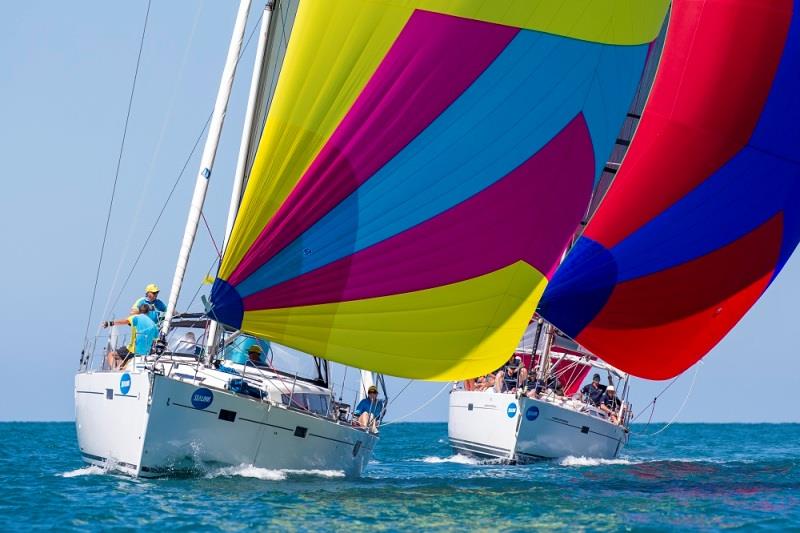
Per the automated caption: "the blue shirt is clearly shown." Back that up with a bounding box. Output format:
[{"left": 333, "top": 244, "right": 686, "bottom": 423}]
[
  {"left": 354, "top": 398, "right": 383, "bottom": 418},
  {"left": 127, "top": 313, "right": 157, "bottom": 355},
  {"left": 132, "top": 297, "right": 166, "bottom": 323}
]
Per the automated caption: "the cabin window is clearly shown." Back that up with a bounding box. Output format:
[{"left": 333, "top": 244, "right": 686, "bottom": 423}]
[{"left": 281, "top": 393, "right": 331, "bottom": 416}]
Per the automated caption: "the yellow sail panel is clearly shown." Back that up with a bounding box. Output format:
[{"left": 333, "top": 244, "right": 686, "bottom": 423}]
[
  {"left": 238, "top": 262, "right": 546, "bottom": 380},
  {"left": 379, "top": 0, "right": 669, "bottom": 44}
]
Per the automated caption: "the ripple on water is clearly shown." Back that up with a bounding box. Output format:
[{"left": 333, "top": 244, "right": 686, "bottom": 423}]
[{"left": 3, "top": 422, "right": 800, "bottom": 531}]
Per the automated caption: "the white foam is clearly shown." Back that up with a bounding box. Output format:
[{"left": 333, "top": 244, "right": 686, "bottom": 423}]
[
  {"left": 210, "top": 465, "right": 287, "bottom": 480},
  {"left": 559, "top": 456, "right": 634, "bottom": 467},
  {"left": 287, "top": 469, "right": 346, "bottom": 478},
  {"left": 416, "top": 454, "right": 480, "bottom": 465},
  {"left": 207, "top": 464, "right": 345, "bottom": 480},
  {"left": 59, "top": 465, "right": 106, "bottom": 478}
]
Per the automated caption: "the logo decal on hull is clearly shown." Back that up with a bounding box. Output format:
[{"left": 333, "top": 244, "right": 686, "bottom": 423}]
[
  {"left": 191, "top": 387, "right": 214, "bottom": 410},
  {"left": 119, "top": 373, "right": 131, "bottom": 395},
  {"left": 526, "top": 405, "right": 540, "bottom": 421},
  {"left": 506, "top": 402, "right": 518, "bottom": 418}
]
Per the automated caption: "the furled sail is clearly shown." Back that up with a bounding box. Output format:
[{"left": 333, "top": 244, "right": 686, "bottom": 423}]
[
  {"left": 540, "top": 0, "right": 800, "bottom": 380},
  {"left": 211, "top": 0, "right": 669, "bottom": 379}
]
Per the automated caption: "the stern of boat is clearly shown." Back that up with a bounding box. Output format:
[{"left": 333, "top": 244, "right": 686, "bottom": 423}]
[
  {"left": 448, "top": 390, "right": 520, "bottom": 461},
  {"left": 74, "top": 370, "right": 152, "bottom": 476}
]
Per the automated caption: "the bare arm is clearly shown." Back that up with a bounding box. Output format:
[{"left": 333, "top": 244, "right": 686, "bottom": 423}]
[{"left": 101, "top": 318, "right": 129, "bottom": 328}]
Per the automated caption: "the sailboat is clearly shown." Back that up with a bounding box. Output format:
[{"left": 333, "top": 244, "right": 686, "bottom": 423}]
[
  {"left": 75, "top": 0, "right": 384, "bottom": 478},
  {"left": 449, "top": 0, "right": 800, "bottom": 461}
]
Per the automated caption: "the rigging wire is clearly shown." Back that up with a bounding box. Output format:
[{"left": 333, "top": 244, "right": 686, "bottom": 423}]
[
  {"left": 82, "top": 0, "right": 152, "bottom": 347},
  {"left": 631, "top": 374, "right": 682, "bottom": 422},
  {"left": 201, "top": 211, "right": 223, "bottom": 260},
  {"left": 636, "top": 362, "right": 701, "bottom": 437},
  {"left": 380, "top": 382, "right": 451, "bottom": 427},
  {"left": 105, "top": 9, "right": 265, "bottom": 316},
  {"left": 185, "top": 256, "right": 220, "bottom": 311},
  {"left": 107, "top": 113, "right": 212, "bottom": 315},
  {"left": 388, "top": 379, "right": 416, "bottom": 404},
  {"left": 100, "top": 2, "right": 205, "bottom": 321}
]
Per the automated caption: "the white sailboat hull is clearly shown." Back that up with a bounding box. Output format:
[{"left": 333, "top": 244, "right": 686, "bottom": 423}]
[
  {"left": 448, "top": 390, "right": 627, "bottom": 461},
  {"left": 75, "top": 371, "right": 377, "bottom": 477}
]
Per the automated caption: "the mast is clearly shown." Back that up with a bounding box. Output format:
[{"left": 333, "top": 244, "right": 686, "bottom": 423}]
[
  {"left": 162, "top": 0, "right": 252, "bottom": 335},
  {"left": 205, "top": 1, "right": 276, "bottom": 355},
  {"left": 537, "top": 323, "right": 555, "bottom": 384}
]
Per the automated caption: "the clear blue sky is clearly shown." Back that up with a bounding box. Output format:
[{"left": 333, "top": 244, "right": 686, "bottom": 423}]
[{"left": 1, "top": 1, "right": 798, "bottom": 423}]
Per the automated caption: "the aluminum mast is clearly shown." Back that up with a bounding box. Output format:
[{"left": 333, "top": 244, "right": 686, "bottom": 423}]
[{"left": 162, "top": 0, "right": 252, "bottom": 334}]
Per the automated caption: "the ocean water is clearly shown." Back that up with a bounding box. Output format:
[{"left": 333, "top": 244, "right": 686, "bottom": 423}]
[{"left": 1, "top": 422, "right": 799, "bottom": 531}]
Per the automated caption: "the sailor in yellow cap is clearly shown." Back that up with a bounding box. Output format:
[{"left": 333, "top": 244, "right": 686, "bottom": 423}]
[
  {"left": 353, "top": 385, "right": 384, "bottom": 431},
  {"left": 247, "top": 344, "right": 263, "bottom": 365},
  {"left": 130, "top": 283, "right": 166, "bottom": 324}
]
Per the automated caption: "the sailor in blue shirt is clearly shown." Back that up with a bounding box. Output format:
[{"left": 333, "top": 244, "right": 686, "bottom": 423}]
[
  {"left": 224, "top": 336, "right": 270, "bottom": 365},
  {"left": 131, "top": 283, "right": 167, "bottom": 323},
  {"left": 102, "top": 303, "right": 158, "bottom": 369},
  {"left": 353, "top": 385, "right": 384, "bottom": 431}
]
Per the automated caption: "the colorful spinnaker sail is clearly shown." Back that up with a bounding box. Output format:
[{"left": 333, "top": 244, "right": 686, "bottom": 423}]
[
  {"left": 210, "top": 0, "right": 669, "bottom": 379},
  {"left": 540, "top": 0, "right": 800, "bottom": 379}
]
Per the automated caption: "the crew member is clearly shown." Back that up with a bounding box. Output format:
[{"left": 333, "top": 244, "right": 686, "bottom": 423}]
[
  {"left": 581, "top": 373, "right": 606, "bottom": 406},
  {"left": 496, "top": 355, "right": 528, "bottom": 393},
  {"left": 353, "top": 385, "right": 384, "bottom": 431},
  {"left": 599, "top": 385, "right": 622, "bottom": 424},
  {"left": 103, "top": 303, "right": 158, "bottom": 369},
  {"left": 247, "top": 344, "right": 264, "bottom": 365},
  {"left": 131, "top": 283, "right": 166, "bottom": 323}
]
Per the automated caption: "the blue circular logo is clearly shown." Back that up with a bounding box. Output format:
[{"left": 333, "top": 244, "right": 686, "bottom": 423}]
[
  {"left": 506, "top": 402, "right": 518, "bottom": 418},
  {"left": 191, "top": 388, "right": 214, "bottom": 410},
  {"left": 119, "top": 373, "right": 131, "bottom": 395},
  {"left": 526, "top": 405, "right": 540, "bottom": 421}
]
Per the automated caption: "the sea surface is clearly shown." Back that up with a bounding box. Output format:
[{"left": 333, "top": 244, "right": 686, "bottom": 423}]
[{"left": 1, "top": 422, "right": 798, "bottom": 531}]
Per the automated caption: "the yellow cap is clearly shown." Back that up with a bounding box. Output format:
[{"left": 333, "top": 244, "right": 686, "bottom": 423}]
[
  {"left": 368, "top": 385, "right": 378, "bottom": 393},
  {"left": 247, "top": 344, "right": 263, "bottom": 354},
  {"left": 145, "top": 283, "right": 160, "bottom": 294}
]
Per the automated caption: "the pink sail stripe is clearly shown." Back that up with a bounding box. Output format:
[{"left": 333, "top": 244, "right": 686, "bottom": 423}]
[
  {"left": 243, "top": 115, "right": 594, "bottom": 311},
  {"left": 228, "top": 10, "right": 519, "bottom": 286}
]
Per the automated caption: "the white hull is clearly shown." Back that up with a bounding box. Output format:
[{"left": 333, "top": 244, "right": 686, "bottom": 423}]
[
  {"left": 75, "top": 370, "right": 377, "bottom": 477},
  {"left": 448, "top": 390, "right": 627, "bottom": 462}
]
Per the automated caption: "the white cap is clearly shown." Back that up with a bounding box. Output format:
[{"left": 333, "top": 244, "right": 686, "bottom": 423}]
[{"left": 606, "top": 385, "right": 615, "bottom": 392}]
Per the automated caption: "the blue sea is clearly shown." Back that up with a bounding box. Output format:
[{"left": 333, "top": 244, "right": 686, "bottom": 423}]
[{"left": 2, "top": 422, "right": 798, "bottom": 531}]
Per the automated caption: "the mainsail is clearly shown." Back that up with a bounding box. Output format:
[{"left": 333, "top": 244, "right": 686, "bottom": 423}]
[
  {"left": 210, "top": 0, "right": 669, "bottom": 379},
  {"left": 540, "top": 0, "right": 800, "bottom": 379}
]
